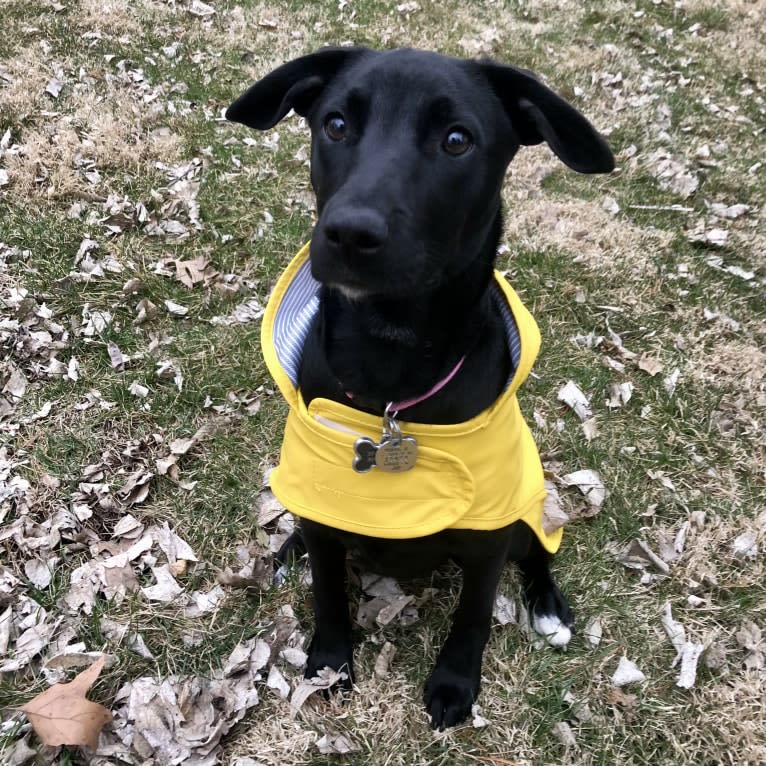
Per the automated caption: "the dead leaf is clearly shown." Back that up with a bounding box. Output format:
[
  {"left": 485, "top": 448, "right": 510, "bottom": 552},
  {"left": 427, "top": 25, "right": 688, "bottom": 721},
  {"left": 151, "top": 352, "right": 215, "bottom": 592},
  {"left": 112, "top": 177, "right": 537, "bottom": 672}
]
[
  {"left": 106, "top": 342, "right": 125, "bottom": 371},
  {"left": 492, "top": 593, "right": 517, "bottom": 626},
  {"left": 736, "top": 620, "right": 764, "bottom": 670},
  {"left": 374, "top": 641, "right": 397, "bottom": 678},
  {"left": 709, "top": 202, "right": 749, "bottom": 219},
  {"left": 584, "top": 617, "right": 602, "bottom": 648},
  {"left": 291, "top": 667, "right": 346, "bottom": 711},
  {"left": 189, "top": 0, "right": 216, "bottom": 17},
  {"left": 581, "top": 417, "right": 599, "bottom": 442},
  {"left": 173, "top": 255, "right": 209, "bottom": 288},
  {"left": 616, "top": 539, "right": 670, "bottom": 575},
  {"left": 542, "top": 480, "right": 569, "bottom": 534},
  {"left": 607, "top": 382, "right": 634, "bottom": 409},
  {"left": 607, "top": 687, "right": 637, "bottom": 711},
  {"left": 552, "top": 720, "right": 577, "bottom": 749},
  {"left": 637, "top": 354, "right": 664, "bottom": 376},
  {"left": 560, "top": 469, "right": 607, "bottom": 508},
  {"left": 21, "top": 655, "right": 112, "bottom": 749},
  {"left": 164, "top": 299, "right": 189, "bottom": 316},
  {"left": 266, "top": 665, "right": 290, "bottom": 699},
  {"left": 45, "top": 77, "right": 64, "bottom": 98},
  {"left": 611, "top": 656, "right": 646, "bottom": 687},
  {"left": 557, "top": 380, "right": 592, "bottom": 421},
  {"left": 316, "top": 732, "right": 360, "bottom": 755},
  {"left": 661, "top": 602, "right": 704, "bottom": 688},
  {"left": 731, "top": 530, "right": 758, "bottom": 560}
]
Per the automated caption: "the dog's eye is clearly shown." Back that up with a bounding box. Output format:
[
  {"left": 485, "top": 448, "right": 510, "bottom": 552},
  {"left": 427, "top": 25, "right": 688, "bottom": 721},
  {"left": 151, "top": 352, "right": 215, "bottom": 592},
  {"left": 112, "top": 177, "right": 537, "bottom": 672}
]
[
  {"left": 442, "top": 128, "right": 473, "bottom": 156},
  {"left": 324, "top": 113, "right": 347, "bottom": 141}
]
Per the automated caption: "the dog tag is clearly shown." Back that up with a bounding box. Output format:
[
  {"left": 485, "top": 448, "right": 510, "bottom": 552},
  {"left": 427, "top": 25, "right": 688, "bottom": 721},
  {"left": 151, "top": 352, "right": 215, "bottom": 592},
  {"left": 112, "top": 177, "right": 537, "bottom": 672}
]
[
  {"left": 376, "top": 436, "right": 418, "bottom": 472},
  {"left": 353, "top": 437, "right": 379, "bottom": 473}
]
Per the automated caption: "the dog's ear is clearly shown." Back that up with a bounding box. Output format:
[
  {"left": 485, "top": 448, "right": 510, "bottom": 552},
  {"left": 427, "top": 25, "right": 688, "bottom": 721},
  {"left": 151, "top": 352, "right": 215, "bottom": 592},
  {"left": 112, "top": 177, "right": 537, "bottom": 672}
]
[
  {"left": 479, "top": 62, "right": 614, "bottom": 174},
  {"left": 226, "top": 47, "right": 368, "bottom": 130}
]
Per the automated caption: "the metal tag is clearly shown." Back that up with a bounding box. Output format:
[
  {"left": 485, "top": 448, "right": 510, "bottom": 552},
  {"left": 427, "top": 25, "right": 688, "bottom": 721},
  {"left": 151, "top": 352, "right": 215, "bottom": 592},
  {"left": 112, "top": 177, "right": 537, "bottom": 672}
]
[
  {"left": 353, "top": 437, "right": 379, "bottom": 473},
  {"left": 351, "top": 403, "right": 419, "bottom": 473},
  {"left": 375, "top": 436, "right": 418, "bottom": 472}
]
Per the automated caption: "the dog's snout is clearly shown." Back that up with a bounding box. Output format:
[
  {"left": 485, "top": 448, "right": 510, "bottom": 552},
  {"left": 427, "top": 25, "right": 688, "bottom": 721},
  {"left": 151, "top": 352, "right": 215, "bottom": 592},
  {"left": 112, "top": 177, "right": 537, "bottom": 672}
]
[{"left": 321, "top": 208, "right": 388, "bottom": 254}]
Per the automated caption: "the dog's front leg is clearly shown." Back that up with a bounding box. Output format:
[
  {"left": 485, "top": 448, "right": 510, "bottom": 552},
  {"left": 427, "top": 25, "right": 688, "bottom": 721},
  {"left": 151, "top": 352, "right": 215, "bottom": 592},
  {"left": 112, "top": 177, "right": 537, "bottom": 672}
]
[
  {"left": 301, "top": 520, "right": 355, "bottom": 689},
  {"left": 424, "top": 548, "right": 507, "bottom": 729}
]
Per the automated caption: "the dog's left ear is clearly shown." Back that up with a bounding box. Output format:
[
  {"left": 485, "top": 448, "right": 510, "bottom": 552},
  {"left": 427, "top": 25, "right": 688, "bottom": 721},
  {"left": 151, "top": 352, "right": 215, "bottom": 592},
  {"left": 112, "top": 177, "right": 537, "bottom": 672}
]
[
  {"left": 226, "top": 46, "right": 369, "bottom": 130},
  {"left": 479, "top": 62, "right": 615, "bottom": 174}
]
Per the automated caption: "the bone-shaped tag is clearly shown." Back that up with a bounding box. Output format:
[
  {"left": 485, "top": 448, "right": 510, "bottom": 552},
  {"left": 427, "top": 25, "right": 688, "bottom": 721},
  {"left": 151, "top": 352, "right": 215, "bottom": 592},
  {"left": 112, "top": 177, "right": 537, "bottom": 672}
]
[{"left": 353, "top": 437, "right": 379, "bottom": 473}]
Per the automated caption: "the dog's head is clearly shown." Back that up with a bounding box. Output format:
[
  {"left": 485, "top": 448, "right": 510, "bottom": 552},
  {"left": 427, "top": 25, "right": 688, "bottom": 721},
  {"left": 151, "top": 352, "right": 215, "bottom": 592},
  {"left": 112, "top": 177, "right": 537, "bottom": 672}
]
[{"left": 227, "top": 47, "right": 614, "bottom": 298}]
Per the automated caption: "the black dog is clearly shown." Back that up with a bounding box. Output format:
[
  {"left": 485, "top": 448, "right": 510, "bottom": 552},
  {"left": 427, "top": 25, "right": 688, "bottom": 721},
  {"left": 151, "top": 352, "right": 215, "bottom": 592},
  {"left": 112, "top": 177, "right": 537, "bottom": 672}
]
[{"left": 227, "top": 47, "right": 613, "bottom": 729}]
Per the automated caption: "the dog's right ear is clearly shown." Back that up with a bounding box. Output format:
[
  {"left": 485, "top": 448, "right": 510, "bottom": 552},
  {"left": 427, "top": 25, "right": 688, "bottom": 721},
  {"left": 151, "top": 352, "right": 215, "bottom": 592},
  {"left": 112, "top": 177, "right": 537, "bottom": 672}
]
[{"left": 226, "top": 47, "right": 368, "bottom": 130}]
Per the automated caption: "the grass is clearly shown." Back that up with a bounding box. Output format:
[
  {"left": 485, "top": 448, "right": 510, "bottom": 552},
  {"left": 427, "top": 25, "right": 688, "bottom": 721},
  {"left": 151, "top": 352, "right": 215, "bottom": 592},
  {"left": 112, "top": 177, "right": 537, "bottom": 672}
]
[{"left": 1, "top": 0, "right": 765, "bottom": 765}]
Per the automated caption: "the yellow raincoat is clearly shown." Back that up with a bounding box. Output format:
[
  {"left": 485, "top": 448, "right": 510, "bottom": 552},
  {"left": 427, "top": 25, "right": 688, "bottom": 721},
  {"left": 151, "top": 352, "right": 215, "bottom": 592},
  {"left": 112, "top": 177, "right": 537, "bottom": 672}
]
[{"left": 261, "top": 244, "right": 561, "bottom": 553}]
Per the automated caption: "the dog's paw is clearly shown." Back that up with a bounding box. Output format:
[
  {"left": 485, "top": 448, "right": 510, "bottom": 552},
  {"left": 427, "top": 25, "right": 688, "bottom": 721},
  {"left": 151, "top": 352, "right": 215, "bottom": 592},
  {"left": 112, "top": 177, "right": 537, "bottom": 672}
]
[
  {"left": 531, "top": 585, "right": 574, "bottom": 649},
  {"left": 305, "top": 636, "right": 355, "bottom": 690},
  {"left": 423, "top": 666, "right": 478, "bottom": 730},
  {"left": 532, "top": 612, "right": 572, "bottom": 647}
]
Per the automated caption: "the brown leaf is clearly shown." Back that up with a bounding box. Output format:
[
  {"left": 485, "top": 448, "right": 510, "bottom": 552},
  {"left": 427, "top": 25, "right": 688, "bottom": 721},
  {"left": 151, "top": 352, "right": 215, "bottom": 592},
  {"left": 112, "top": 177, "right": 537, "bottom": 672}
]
[
  {"left": 637, "top": 353, "right": 663, "bottom": 377},
  {"left": 607, "top": 686, "right": 637, "bottom": 713},
  {"left": 173, "top": 255, "right": 215, "bottom": 288},
  {"left": 21, "top": 655, "right": 112, "bottom": 749}
]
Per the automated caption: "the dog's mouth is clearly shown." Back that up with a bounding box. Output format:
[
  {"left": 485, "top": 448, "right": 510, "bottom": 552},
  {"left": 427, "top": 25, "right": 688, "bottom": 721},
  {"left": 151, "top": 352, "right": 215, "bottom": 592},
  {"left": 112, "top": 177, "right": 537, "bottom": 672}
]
[{"left": 310, "top": 238, "right": 440, "bottom": 301}]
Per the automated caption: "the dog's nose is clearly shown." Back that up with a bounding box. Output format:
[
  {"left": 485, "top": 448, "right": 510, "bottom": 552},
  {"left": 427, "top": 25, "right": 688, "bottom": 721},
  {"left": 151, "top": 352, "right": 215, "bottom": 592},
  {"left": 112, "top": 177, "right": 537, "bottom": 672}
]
[{"left": 321, "top": 208, "right": 388, "bottom": 254}]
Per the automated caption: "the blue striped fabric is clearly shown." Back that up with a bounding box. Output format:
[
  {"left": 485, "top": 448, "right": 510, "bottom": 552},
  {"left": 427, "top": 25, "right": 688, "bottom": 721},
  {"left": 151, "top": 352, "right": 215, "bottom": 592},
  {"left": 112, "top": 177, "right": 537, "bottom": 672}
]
[
  {"left": 272, "top": 258, "right": 320, "bottom": 386},
  {"left": 272, "top": 261, "right": 522, "bottom": 388}
]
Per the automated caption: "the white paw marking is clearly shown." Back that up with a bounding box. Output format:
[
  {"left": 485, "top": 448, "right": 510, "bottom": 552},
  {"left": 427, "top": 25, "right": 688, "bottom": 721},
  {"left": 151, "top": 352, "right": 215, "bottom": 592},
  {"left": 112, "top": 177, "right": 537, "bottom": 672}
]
[{"left": 532, "top": 613, "right": 572, "bottom": 648}]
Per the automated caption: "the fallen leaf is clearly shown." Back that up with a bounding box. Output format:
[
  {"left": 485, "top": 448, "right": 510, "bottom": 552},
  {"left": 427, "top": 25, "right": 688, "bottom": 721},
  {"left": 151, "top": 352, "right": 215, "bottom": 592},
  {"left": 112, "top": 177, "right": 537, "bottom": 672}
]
[
  {"left": 471, "top": 704, "right": 490, "bottom": 728},
  {"left": 607, "top": 687, "right": 637, "bottom": 710},
  {"left": 616, "top": 539, "right": 670, "bottom": 575},
  {"left": 557, "top": 380, "right": 592, "bottom": 421},
  {"left": 731, "top": 530, "right": 758, "bottom": 560},
  {"left": 210, "top": 298, "right": 264, "bottom": 325},
  {"left": 164, "top": 299, "right": 189, "bottom": 316},
  {"left": 607, "top": 382, "right": 634, "bottom": 408},
  {"left": 661, "top": 602, "right": 704, "bottom": 688},
  {"left": 291, "top": 667, "right": 346, "bottom": 711},
  {"left": 581, "top": 417, "right": 599, "bottom": 442},
  {"left": 492, "top": 593, "right": 517, "bottom": 625},
  {"left": 647, "top": 469, "right": 675, "bottom": 492},
  {"left": 735, "top": 620, "right": 764, "bottom": 670},
  {"left": 173, "top": 255, "right": 212, "bottom": 288},
  {"left": 21, "top": 656, "right": 112, "bottom": 749},
  {"left": 552, "top": 720, "right": 577, "bottom": 748},
  {"left": 374, "top": 641, "right": 397, "bottom": 678},
  {"left": 560, "top": 469, "right": 607, "bottom": 508},
  {"left": 611, "top": 656, "right": 646, "bottom": 687},
  {"left": 128, "top": 381, "right": 149, "bottom": 398},
  {"left": 583, "top": 617, "right": 602, "bottom": 648},
  {"left": 106, "top": 342, "right": 125, "bottom": 371},
  {"left": 637, "top": 354, "right": 663, "bottom": 377},
  {"left": 542, "top": 480, "right": 569, "bottom": 534},
  {"left": 189, "top": 0, "right": 216, "bottom": 16},
  {"left": 316, "top": 732, "right": 359, "bottom": 755},
  {"left": 663, "top": 368, "right": 681, "bottom": 396},
  {"left": 266, "top": 665, "right": 290, "bottom": 699},
  {"left": 709, "top": 202, "right": 749, "bottom": 219},
  {"left": 141, "top": 564, "right": 183, "bottom": 603},
  {"left": 45, "top": 77, "right": 64, "bottom": 98}
]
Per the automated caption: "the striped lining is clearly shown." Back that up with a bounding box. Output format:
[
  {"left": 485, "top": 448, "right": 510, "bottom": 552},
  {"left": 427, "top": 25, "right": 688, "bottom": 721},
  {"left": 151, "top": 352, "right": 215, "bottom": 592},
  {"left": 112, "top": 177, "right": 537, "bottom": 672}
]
[{"left": 271, "top": 259, "right": 522, "bottom": 388}]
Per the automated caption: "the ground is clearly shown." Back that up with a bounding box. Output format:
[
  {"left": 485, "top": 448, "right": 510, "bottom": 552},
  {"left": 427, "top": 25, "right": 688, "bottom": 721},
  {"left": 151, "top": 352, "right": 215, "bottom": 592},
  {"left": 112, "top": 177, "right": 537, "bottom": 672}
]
[{"left": 0, "top": 1, "right": 764, "bottom": 765}]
